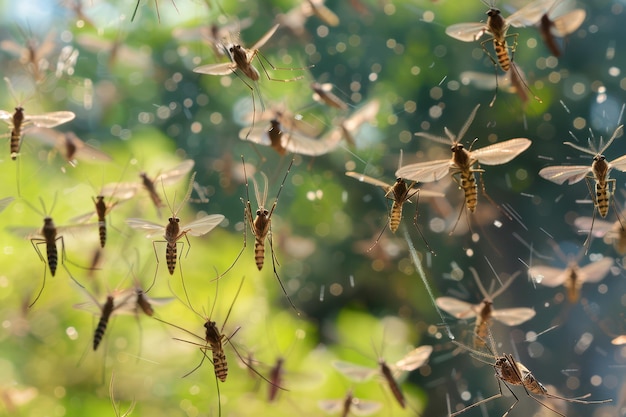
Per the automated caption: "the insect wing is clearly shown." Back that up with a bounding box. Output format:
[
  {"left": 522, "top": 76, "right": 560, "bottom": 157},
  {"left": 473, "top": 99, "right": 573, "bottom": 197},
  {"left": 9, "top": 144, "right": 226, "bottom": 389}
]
[
  {"left": 471, "top": 138, "right": 531, "bottom": 165},
  {"left": 0, "top": 196, "right": 14, "bottom": 212},
  {"left": 239, "top": 125, "right": 274, "bottom": 147},
  {"left": 250, "top": 24, "right": 280, "bottom": 52},
  {"left": 491, "top": 307, "right": 536, "bottom": 326},
  {"left": 395, "top": 159, "right": 452, "bottom": 183},
  {"left": 193, "top": 62, "right": 237, "bottom": 75},
  {"left": 0, "top": 110, "right": 14, "bottom": 125},
  {"left": 549, "top": 8, "right": 586, "bottom": 36},
  {"left": 538, "top": 164, "right": 590, "bottom": 185},
  {"left": 180, "top": 214, "right": 224, "bottom": 237},
  {"left": 154, "top": 159, "right": 195, "bottom": 187},
  {"left": 345, "top": 172, "right": 391, "bottom": 191},
  {"left": 99, "top": 182, "right": 140, "bottom": 201},
  {"left": 342, "top": 99, "right": 380, "bottom": 136},
  {"left": 26, "top": 111, "right": 76, "bottom": 128},
  {"left": 125, "top": 218, "right": 165, "bottom": 238},
  {"left": 332, "top": 360, "right": 377, "bottom": 382},
  {"left": 578, "top": 257, "right": 613, "bottom": 284},
  {"left": 528, "top": 265, "right": 569, "bottom": 287},
  {"left": 507, "top": 0, "right": 556, "bottom": 27},
  {"left": 574, "top": 216, "right": 612, "bottom": 238},
  {"left": 436, "top": 297, "right": 478, "bottom": 319},
  {"left": 609, "top": 154, "right": 626, "bottom": 172},
  {"left": 393, "top": 345, "right": 432, "bottom": 372},
  {"left": 283, "top": 130, "right": 341, "bottom": 156},
  {"left": 445, "top": 22, "right": 488, "bottom": 42}
]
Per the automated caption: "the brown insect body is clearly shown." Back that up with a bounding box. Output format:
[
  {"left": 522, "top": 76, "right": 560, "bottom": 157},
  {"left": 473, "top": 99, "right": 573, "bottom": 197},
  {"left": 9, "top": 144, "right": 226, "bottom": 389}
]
[
  {"left": 539, "top": 14, "right": 560, "bottom": 56},
  {"left": 93, "top": 196, "right": 108, "bottom": 248},
  {"left": 204, "top": 320, "right": 228, "bottom": 382},
  {"left": 451, "top": 143, "right": 479, "bottom": 212},
  {"left": 474, "top": 300, "right": 493, "bottom": 347},
  {"left": 93, "top": 295, "right": 114, "bottom": 350},
  {"left": 231, "top": 44, "right": 260, "bottom": 81},
  {"left": 268, "top": 357, "right": 285, "bottom": 402},
  {"left": 486, "top": 9, "right": 512, "bottom": 71},
  {"left": 140, "top": 172, "right": 163, "bottom": 208},
  {"left": 135, "top": 289, "right": 154, "bottom": 316},
  {"left": 164, "top": 217, "right": 182, "bottom": 275},
  {"left": 267, "top": 119, "right": 286, "bottom": 155},
  {"left": 40, "top": 217, "right": 59, "bottom": 276},
  {"left": 252, "top": 207, "right": 272, "bottom": 270},
  {"left": 388, "top": 179, "right": 412, "bottom": 232},
  {"left": 10, "top": 107, "right": 25, "bottom": 160},
  {"left": 380, "top": 361, "right": 405, "bottom": 408},
  {"left": 592, "top": 155, "right": 611, "bottom": 218}
]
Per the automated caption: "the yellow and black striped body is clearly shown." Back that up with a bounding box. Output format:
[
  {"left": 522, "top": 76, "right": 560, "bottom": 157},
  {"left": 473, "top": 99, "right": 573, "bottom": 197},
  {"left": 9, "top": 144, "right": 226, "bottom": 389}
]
[
  {"left": 486, "top": 8, "right": 512, "bottom": 72},
  {"left": 165, "top": 217, "right": 180, "bottom": 275},
  {"left": 10, "top": 107, "right": 24, "bottom": 160},
  {"left": 380, "top": 361, "right": 405, "bottom": 408},
  {"left": 204, "top": 320, "right": 228, "bottom": 382},
  {"left": 452, "top": 144, "right": 479, "bottom": 212},
  {"left": 592, "top": 155, "right": 610, "bottom": 218},
  {"left": 388, "top": 179, "right": 411, "bottom": 233},
  {"left": 94, "top": 295, "right": 114, "bottom": 350},
  {"left": 252, "top": 209, "right": 271, "bottom": 271},
  {"left": 41, "top": 217, "right": 59, "bottom": 276},
  {"left": 94, "top": 196, "right": 107, "bottom": 248}
]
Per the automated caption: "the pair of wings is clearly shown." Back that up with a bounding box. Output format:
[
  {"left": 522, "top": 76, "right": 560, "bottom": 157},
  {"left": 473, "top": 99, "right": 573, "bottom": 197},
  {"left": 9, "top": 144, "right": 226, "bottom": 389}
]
[
  {"left": 528, "top": 257, "right": 614, "bottom": 288},
  {"left": 436, "top": 297, "right": 536, "bottom": 326},
  {"left": 332, "top": 345, "right": 433, "bottom": 382},
  {"left": 0, "top": 108, "right": 75, "bottom": 130},
  {"left": 74, "top": 287, "right": 173, "bottom": 317},
  {"left": 345, "top": 172, "right": 445, "bottom": 199},
  {"left": 395, "top": 138, "right": 532, "bottom": 182},
  {"left": 318, "top": 393, "right": 381, "bottom": 416},
  {"left": 98, "top": 159, "right": 195, "bottom": 202},
  {"left": 126, "top": 214, "right": 225, "bottom": 239},
  {"left": 25, "top": 127, "right": 112, "bottom": 164},
  {"left": 446, "top": 0, "right": 560, "bottom": 42},
  {"left": 538, "top": 155, "right": 626, "bottom": 185},
  {"left": 241, "top": 122, "right": 343, "bottom": 156},
  {"left": 192, "top": 24, "right": 279, "bottom": 76}
]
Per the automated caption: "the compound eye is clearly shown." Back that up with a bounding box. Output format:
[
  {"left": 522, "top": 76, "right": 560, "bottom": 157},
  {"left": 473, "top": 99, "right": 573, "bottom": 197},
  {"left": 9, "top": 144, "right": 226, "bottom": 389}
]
[
  {"left": 256, "top": 209, "right": 262, "bottom": 216},
  {"left": 263, "top": 209, "right": 269, "bottom": 216}
]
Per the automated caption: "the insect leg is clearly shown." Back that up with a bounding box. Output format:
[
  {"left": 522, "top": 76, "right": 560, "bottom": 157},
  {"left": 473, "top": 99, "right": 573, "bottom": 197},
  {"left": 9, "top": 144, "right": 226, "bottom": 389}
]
[
  {"left": 58, "top": 235, "right": 85, "bottom": 289},
  {"left": 29, "top": 239, "right": 48, "bottom": 307},
  {"left": 146, "top": 240, "right": 164, "bottom": 292},
  {"left": 267, "top": 226, "right": 299, "bottom": 314},
  {"left": 480, "top": 37, "right": 501, "bottom": 107},
  {"left": 449, "top": 382, "right": 504, "bottom": 416},
  {"left": 255, "top": 50, "right": 308, "bottom": 83},
  {"left": 582, "top": 176, "right": 598, "bottom": 254},
  {"left": 411, "top": 189, "right": 435, "bottom": 254}
]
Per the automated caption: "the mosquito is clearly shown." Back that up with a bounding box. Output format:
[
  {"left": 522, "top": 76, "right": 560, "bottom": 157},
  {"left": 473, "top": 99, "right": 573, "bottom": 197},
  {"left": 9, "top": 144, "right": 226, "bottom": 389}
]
[
  {"left": 575, "top": 214, "right": 626, "bottom": 254},
  {"left": 528, "top": 255, "right": 613, "bottom": 304},
  {"left": 100, "top": 159, "right": 194, "bottom": 216},
  {"left": 311, "top": 82, "right": 349, "bottom": 110},
  {"left": 332, "top": 345, "right": 433, "bottom": 409},
  {"left": 536, "top": 0, "right": 586, "bottom": 57},
  {"left": 0, "top": 29, "right": 56, "bottom": 83},
  {"left": 0, "top": 78, "right": 75, "bottom": 160},
  {"left": 346, "top": 154, "right": 444, "bottom": 252},
  {"left": 10, "top": 197, "right": 87, "bottom": 307},
  {"left": 450, "top": 334, "right": 612, "bottom": 417},
  {"left": 538, "top": 124, "right": 626, "bottom": 250},
  {"left": 153, "top": 276, "right": 283, "bottom": 416},
  {"left": 318, "top": 389, "right": 382, "bottom": 417},
  {"left": 125, "top": 172, "right": 225, "bottom": 292},
  {"left": 436, "top": 268, "right": 535, "bottom": 348},
  {"left": 26, "top": 128, "right": 112, "bottom": 166},
  {"left": 241, "top": 116, "right": 342, "bottom": 156},
  {"left": 395, "top": 104, "right": 531, "bottom": 232},
  {"left": 193, "top": 24, "right": 306, "bottom": 136},
  {"left": 446, "top": 0, "right": 549, "bottom": 105}
]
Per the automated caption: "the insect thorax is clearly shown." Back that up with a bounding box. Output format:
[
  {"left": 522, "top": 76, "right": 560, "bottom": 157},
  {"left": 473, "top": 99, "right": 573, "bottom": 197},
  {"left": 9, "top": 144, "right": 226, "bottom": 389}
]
[
  {"left": 592, "top": 155, "right": 609, "bottom": 180},
  {"left": 204, "top": 320, "right": 222, "bottom": 344}
]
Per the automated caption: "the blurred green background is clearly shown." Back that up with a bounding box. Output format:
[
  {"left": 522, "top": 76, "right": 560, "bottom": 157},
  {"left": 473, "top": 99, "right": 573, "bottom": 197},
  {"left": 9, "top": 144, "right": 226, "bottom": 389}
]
[{"left": 0, "top": 0, "right": 625, "bottom": 416}]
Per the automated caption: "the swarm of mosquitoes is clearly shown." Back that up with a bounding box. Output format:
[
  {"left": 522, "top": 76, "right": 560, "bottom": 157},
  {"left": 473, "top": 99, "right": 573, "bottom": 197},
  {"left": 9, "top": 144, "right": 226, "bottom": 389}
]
[{"left": 1, "top": 0, "right": 625, "bottom": 416}]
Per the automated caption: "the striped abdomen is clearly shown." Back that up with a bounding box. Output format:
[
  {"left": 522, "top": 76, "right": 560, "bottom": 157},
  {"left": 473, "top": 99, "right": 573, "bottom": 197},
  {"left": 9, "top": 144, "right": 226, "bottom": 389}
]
[
  {"left": 389, "top": 200, "right": 403, "bottom": 233},
  {"left": 493, "top": 39, "right": 511, "bottom": 72},
  {"left": 41, "top": 218, "right": 58, "bottom": 276},
  {"left": 166, "top": 242, "right": 177, "bottom": 274},
  {"left": 10, "top": 107, "right": 24, "bottom": 160},
  {"left": 474, "top": 302, "right": 492, "bottom": 349},
  {"left": 460, "top": 170, "right": 478, "bottom": 212},
  {"left": 212, "top": 347, "right": 228, "bottom": 382},
  {"left": 595, "top": 181, "right": 610, "bottom": 218},
  {"left": 254, "top": 237, "right": 265, "bottom": 270},
  {"left": 94, "top": 296, "right": 114, "bottom": 350},
  {"left": 94, "top": 196, "right": 107, "bottom": 248}
]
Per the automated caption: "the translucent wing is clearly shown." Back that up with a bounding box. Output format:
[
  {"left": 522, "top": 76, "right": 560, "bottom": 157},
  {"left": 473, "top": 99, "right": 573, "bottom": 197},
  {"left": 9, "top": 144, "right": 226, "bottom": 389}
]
[
  {"left": 154, "top": 159, "right": 195, "bottom": 186},
  {"left": 99, "top": 182, "right": 140, "bottom": 201},
  {"left": 308, "top": 0, "right": 340, "bottom": 27},
  {"left": 574, "top": 217, "right": 612, "bottom": 238},
  {"left": 342, "top": 99, "right": 380, "bottom": 133},
  {"left": 180, "top": 214, "right": 224, "bottom": 236},
  {"left": 125, "top": 218, "right": 165, "bottom": 238},
  {"left": 609, "top": 154, "right": 626, "bottom": 172},
  {"left": 250, "top": 24, "right": 279, "bottom": 51},
  {"left": 538, "top": 165, "right": 591, "bottom": 185},
  {"left": 549, "top": 9, "right": 586, "bottom": 36},
  {"left": 507, "top": 0, "right": 556, "bottom": 27},
  {"left": 318, "top": 397, "right": 382, "bottom": 416},
  {"left": 471, "top": 138, "right": 532, "bottom": 165},
  {"left": 491, "top": 308, "right": 536, "bottom": 326},
  {"left": 25, "top": 111, "right": 76, "bottom": 128},
  {"left": 332, "top": 360, "right": 377, "bottom": 382},
  {"left": 579, "top": 257, "right": 613, "bottom": 283},
  {"left": 193, "top": 62, "right": 237, "bottom": 75},
  {"left": 445, "top": 22, "right": 489, "bottom": 42},
  {"left": 345, "top": 172, "right": 392, "bottom": 191},
  {"left": 436, "top": 297, "right": 478, "bottom": 319},
  {"left": 528, "top": 265, "right": 569, "bottom": 287},
  {"left": 283, "top": 129, "right": 342, "bottom": 156},
  {"left": 393, "top": 345, "right": 432, "bottom": 372},
  {"left": 395, "top": 159, "right": 452, "bottom": 182},
  {"left": 0, "top": 110, "right": 13, "bottom": 123},
  {"left": 240, "top": 125, "right": 274, "bottom": 147},
  {"left": 26, "top": 128, "right": 112, "bottom": 163}
]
